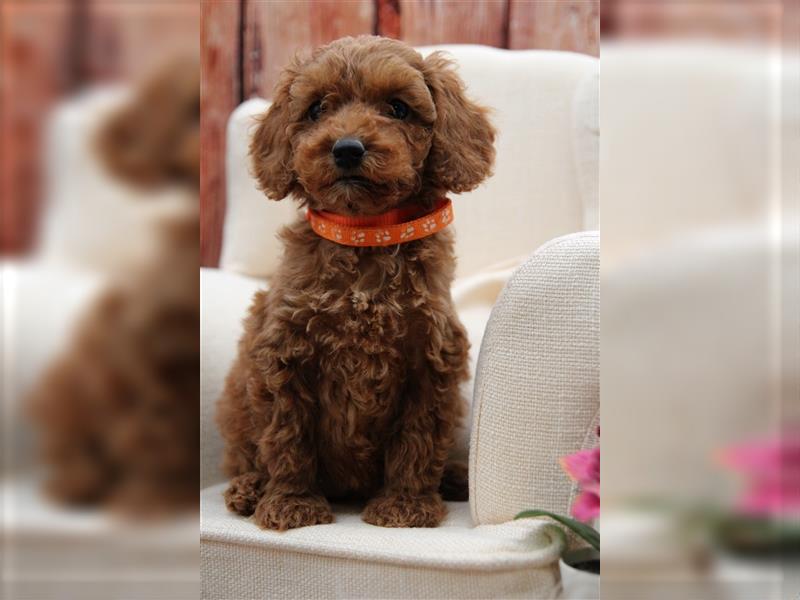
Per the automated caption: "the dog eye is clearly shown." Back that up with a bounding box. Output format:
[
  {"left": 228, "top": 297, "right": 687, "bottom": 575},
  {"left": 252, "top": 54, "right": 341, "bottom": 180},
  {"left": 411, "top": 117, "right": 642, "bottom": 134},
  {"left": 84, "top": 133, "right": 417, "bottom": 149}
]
[
  {"left": 388, "top": 99, "right": 409, "bottom": 120},
  {"left": 307, "top": 101, "right": 323, "bottom": 121}
]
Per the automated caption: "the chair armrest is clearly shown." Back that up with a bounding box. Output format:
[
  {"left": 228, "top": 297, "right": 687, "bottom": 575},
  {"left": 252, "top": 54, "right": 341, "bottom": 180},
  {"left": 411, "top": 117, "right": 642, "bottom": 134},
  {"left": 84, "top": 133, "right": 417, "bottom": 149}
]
[{"left": 469, "top": 231, "right": 599, "bottom": 524}]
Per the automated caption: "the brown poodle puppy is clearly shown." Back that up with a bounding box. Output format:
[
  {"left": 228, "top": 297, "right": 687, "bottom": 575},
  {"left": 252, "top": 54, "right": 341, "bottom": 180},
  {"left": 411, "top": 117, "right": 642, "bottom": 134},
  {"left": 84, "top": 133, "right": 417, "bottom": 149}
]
[{"left": 217, "top": 36, "right": 495, "bottom": 530}]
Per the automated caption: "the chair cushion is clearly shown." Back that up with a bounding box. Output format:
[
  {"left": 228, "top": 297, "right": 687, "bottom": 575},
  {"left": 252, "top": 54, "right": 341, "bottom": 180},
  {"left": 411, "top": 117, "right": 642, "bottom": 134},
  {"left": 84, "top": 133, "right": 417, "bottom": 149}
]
[
  {"left": 470, "top": 231, "right": 600, "bottom": 525},
  {"left": 200, "top": 482, "right": 562, "bottom": 600},
  {"left": 221, "top": 46, "right": 597, "bottom": 280}
]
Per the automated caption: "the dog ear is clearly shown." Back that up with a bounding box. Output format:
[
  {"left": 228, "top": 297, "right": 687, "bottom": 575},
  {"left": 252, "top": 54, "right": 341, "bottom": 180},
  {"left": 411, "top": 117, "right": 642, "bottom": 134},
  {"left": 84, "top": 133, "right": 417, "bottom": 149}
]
[
  {"left": 423, "top": 52, "right": 496, "bottom": 194},
  {"left": 250, "top": 70, "right": 297, "bottom": 200}
]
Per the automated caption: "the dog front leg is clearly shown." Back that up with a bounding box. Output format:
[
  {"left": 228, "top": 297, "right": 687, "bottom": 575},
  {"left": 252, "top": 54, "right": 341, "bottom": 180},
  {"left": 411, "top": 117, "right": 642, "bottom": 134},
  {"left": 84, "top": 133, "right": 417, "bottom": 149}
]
[
  {"left": 252, "top": 384, "right": 333, "bottom": 531},
  {"left": 361, "top": 402, "right": 453, "bottom": 527},
  {"left": 363, "top": 314, "right": 468, "bottom": 528}
]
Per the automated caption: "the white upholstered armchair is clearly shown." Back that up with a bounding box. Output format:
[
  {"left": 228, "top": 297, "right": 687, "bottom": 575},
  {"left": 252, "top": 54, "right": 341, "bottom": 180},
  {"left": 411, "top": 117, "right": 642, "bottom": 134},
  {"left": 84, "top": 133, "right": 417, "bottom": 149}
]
[{"left": 200, "top": 45, "right": 599, "bottom": 599}]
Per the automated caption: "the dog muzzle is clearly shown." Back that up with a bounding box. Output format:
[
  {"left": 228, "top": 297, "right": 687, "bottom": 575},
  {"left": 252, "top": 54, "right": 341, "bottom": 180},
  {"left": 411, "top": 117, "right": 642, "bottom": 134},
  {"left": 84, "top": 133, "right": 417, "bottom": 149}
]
[{"left": 306, "top": 198, "right": 453, "bottom": 247}]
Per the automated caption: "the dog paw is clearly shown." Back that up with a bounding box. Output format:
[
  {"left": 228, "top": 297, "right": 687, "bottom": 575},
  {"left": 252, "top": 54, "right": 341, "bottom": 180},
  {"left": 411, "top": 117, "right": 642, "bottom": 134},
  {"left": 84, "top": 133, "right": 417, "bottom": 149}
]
[
  {"left": 223, "top": 472, "right": 265, "bottom": 517},
  {"left": 254, "top": 493, "right": 334, "bottom": 531},
  {"left": 362, "top": 492, "right": 446, "bottom": 528}
]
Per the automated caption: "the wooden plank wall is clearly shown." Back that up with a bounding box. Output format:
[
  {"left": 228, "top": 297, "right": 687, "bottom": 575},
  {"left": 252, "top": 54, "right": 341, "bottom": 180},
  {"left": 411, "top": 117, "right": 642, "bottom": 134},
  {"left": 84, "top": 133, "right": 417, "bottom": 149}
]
[
  {"left": 201, "top": 0, "right": 241, "bottom": 269},
  {"left": 509, "top": 0, "right": 599, "bottom": 54},
  {"left": 243, "top": 1, "right": 376, "bottom": 99},
  {"left": 1, "top": 1, "right": 74, "bottom": 255},
  {"left": 200, "top": 0, "right": 599, "bottom": 266}
]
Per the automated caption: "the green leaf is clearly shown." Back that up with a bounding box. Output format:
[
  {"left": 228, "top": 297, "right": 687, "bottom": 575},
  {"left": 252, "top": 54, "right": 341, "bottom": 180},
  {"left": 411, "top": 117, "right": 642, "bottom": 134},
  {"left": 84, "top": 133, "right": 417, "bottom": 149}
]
[{"left": 515, "top": 509, "right": 600, "bottom": 551}]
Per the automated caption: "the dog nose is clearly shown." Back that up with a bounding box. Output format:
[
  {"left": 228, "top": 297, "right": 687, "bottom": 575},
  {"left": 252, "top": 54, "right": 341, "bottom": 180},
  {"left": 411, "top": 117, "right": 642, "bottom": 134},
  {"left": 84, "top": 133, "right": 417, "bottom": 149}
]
[{"left": 332, "top": 138, "right": 365, "bottom": 169}]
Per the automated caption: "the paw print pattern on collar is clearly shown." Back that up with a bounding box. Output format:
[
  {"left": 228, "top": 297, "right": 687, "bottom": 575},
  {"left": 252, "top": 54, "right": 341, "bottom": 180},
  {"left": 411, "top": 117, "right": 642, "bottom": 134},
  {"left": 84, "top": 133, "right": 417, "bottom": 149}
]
[{"left": 307, "top": 199, "right": 453, "bottom": 247}]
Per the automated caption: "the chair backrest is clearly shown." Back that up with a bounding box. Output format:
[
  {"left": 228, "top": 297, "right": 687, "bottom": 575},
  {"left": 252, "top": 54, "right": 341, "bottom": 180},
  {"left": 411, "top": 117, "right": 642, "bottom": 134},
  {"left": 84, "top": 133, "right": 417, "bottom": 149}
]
[{"left": 220, "top": 45, "right": 598, "bottom": 279}]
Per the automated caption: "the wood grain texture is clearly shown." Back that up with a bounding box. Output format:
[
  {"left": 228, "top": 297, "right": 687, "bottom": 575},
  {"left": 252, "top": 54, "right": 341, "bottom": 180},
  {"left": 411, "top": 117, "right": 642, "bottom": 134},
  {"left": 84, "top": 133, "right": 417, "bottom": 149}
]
[
  {"left": 610, "top": 1, "right": 781, "bottom": 44},
  {"left": 399, "top": 0, "right": 508, "bottom": 47},
  {"left": 376, "top": 0, "right": 401, "bottom": 38},
  {"left": 84, "top": 1, "right": 200, "bottom": 82},
  {"left": 1, "top": 1, "right": 75, "bottom": 254},
  {"left": 509, "top": 0, "right": 599, "bottom": 56},
  {"left": 243, "top": 0, "right": 375, "bottom": 99},
  {"left": 201, "top": 0, "right": 241, "bottom": 267}
]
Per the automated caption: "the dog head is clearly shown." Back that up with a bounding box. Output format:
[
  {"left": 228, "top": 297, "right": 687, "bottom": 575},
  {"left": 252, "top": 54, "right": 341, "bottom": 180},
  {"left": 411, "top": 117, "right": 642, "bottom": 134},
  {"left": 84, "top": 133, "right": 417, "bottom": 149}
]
[{"left": 250, "top": 36, "right": 495, "bottom": 216}]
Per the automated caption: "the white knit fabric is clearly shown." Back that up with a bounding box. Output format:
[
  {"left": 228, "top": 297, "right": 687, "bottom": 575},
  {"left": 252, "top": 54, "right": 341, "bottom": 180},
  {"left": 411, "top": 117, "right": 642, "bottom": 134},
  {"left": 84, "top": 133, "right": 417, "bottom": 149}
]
[
  {"left": 220, "top": 46, "right": 598, "bottom": 279},
  {"left": 201, "top": 483, "right": 562, "bottom": 600},
  {"left": 470, "top": 232, "right": 600, "bottom": 525}
]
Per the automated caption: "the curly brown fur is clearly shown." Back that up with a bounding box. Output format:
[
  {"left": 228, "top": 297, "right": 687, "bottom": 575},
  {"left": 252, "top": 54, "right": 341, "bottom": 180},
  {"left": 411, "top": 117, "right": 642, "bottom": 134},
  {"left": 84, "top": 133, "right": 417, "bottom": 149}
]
[
  {"left": 26, "top": 59, "right": 200, "bottom": 517},
  {"left": 217, "top": 36, "right": 494, "bottom": 530}
]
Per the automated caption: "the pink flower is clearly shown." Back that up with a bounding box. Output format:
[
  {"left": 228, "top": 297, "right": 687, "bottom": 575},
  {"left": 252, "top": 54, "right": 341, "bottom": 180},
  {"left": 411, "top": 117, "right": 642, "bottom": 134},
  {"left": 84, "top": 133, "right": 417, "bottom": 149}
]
[
  {"left": 561, "top": 446, "right": 600, "bottom": 523},
  {"left": 717, "top": 429, "right": 800, "bottom": 518}
]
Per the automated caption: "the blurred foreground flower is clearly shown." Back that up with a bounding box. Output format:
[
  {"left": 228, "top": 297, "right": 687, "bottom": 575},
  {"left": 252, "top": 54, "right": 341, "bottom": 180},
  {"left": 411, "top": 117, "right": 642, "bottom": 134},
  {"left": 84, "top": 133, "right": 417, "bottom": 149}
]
[
  {"left": 561, "top": 446, "right": 601, "bottom": 523},
  {"left": 717, "top": 430, "right": 800, "bottom": 517},
  {"left": 712, "top": 429, "right": 800, "bottom": 556}
]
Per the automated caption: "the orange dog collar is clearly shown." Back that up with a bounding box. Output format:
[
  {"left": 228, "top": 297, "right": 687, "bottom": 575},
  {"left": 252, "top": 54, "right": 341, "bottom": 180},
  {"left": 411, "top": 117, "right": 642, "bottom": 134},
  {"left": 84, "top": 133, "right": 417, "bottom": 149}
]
[{"left": 307, "top": 199, "right": 453, "bottom": 247}]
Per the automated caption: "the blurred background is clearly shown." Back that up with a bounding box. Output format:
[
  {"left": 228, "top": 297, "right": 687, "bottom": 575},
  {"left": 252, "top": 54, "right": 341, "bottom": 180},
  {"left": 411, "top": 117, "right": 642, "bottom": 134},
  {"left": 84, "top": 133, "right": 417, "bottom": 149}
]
[
  {"left": 1, "top": 0, "right": 199, "bottom": 256},
  {"left": 601, "top": 1, "right": 798, "bottom": 599},
  {"left": 2, "top": 2, "right": 199, "bottom": 598}
]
